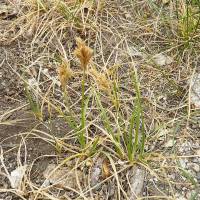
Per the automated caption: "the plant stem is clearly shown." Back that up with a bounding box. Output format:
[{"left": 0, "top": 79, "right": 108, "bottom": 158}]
[{"left": 80, "top": 70, "right": 86, "bottom": 148}]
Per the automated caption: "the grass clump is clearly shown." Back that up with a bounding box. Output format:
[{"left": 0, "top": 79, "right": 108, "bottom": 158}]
[
  {"left": 125, "top": 69, "right": 145, "bottom": 161},
  {"left": 178, "top": 0, "right": 200, "bottom": 41}
]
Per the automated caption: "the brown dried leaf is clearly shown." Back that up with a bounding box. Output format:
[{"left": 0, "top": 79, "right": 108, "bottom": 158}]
[{"left": 102, "top": 159, "right": 111, "bottom": 179}]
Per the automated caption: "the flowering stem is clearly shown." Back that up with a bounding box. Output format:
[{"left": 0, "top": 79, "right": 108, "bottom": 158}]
[{"left": 79, "top": 69, "right": 86, "bottom": 148}]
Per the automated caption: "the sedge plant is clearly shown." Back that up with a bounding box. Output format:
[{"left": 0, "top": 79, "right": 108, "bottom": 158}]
[
  {"left": 90, "top": 67, "right": 125, "bottom": 157},
  {"left": 24, "top": 81, "right": 43, "bottom": 121},
  {"left": 124, "top": 68, "right": 146, "bottom": 161},
  {"left": 74, "top": 37, "right": 93, "bottom": 148},
  {"left": 178, "top": 0, "right": 200, "bottom": 46},
  {"left": 57, "top": 60, "right": 78, "bottom": 130}
]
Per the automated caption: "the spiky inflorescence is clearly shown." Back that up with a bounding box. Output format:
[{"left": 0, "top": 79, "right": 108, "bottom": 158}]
[
  {"left": 74, "top": 37, "right": 93, "bottom": 71},
  {"left": 58, "top": 61, "right": 73, "bottom": 89},
  {"left": 90, "top": 68, "right": 111, "bottom": 94}
]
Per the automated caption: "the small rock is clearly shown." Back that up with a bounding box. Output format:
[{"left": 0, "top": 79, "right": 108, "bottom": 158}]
[
  {"left": 10, "top": 165, "right": 26, "bottom": 189},
  {"left": 153, "top": 53, "right": 173, "bottom": 66},
  {"left": 125, "top": 13, "right": 132, "bottom": 19},
  {"left": 186, "top": 191, "right": 192, "bottom": 199},
  {"left": 180, "top": 142, "right": 191, "bottom": 153},
  {"left": 90, "top": 158, "right": 103, "bottom": 188},
  {"left": 162, "top": 0, "right": 170, "bottom": 4},
  {"left": 157, "top": 128, "right": 169, "bottom": 139},
  {"left": 196, "top": 172, "right": 200, "bottom": 182},
  {"left": 153, "top": 177, "right": 158, "bottom": 182},
  {"left": 168, "top": 174, "right": 175, "bottom": 179},
  {"left": 182, "top": 187, "right": 187, "bottom": 191},
  {"left": 164, "top": 139, "right": 175, "bottom": 148},
  {"left": 190, "top": 73, "right": 200, "bottom": 108},
  {"left": 179, "top": 159, "right": 187, "bottom": 169},
  {"left": 27, "top": 78, "right": 41, "bottom": 92},
  {"left": 43, "top": 164, "right": 83, "bottom": 189},
  {"left": 127, "top": 167, "right": 145, "bottom": 200},
  {"left": 196, "top": 149, "right": 200, "bottom": 156},
  {"left": 127, "top": 46, "right": 145, "bottom": 58},
  {"left": 189, "top": 163, "right": 199, "bottom": 172}
]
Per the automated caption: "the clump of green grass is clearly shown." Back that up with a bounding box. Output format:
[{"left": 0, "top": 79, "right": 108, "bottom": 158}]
[
  {"left": 178, "top": 0, "right": 200, "bottom": 45},
  {"left": 24, "top": 81, "right": 43, "bottom": 121},
  {"left": 125, "top": 68, "right": 145, "bottom": 161},
  {"left": 91, "top": 67, "right": 146, "bottom": 162}
]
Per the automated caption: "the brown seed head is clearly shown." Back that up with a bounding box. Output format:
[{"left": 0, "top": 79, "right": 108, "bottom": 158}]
[
  {"left": 90, "top": 68, "right": 111, "bottom": 94},
  {"left": 74, "top": 37, "right": 93, "bottom": 71},
  {"left": 58, "top": 61, "right": 73, "bottom": 89}
]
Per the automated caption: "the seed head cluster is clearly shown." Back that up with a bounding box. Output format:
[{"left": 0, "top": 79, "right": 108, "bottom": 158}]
[
  {"left": 58, "top": 61, "right": 73, "bottom": 89},
  {"left": 90, "top": 68, "right": 111, "bottom": 94},
  {"left": 74, "top": 37, "right": 93, "bottom": 71}
]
